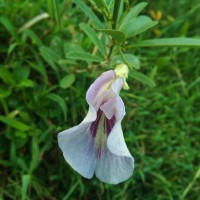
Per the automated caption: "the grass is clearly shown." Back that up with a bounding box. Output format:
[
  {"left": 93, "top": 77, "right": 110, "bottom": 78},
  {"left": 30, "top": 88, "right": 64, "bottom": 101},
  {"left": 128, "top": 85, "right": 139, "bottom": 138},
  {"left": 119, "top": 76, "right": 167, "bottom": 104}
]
[{"left": 0, "top": 0, "right": 200, "bottom": 199}]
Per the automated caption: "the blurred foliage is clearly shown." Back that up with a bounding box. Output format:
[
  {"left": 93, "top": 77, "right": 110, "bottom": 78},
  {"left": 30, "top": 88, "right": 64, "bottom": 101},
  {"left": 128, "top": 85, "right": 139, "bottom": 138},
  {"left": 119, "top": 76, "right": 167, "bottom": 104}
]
[{"left": 0, "top": 0, "right": 200, "bottom": 199}]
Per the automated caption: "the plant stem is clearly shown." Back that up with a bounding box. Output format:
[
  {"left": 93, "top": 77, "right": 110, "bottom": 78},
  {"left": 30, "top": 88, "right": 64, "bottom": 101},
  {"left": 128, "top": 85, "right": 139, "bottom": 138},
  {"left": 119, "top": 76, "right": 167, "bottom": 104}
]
[
  {"left": 117, "top": 45, "right": 133, "bottom": 69},
  {"left": 112, "top": 0, "right": 121, "bottom": 29}
]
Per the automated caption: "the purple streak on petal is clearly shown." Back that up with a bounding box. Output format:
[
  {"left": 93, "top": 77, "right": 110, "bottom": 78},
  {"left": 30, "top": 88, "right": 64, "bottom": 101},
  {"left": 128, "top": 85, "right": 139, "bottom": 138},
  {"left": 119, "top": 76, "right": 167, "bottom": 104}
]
[
  {"left": 105, "top": 115, "right": 116, "bottom": 136},
  {"left": 90, "top": 110, "right": 116, "bottom": 138},
  {"left": 90, "top": 109, "right": 102, "bottom": 137}
]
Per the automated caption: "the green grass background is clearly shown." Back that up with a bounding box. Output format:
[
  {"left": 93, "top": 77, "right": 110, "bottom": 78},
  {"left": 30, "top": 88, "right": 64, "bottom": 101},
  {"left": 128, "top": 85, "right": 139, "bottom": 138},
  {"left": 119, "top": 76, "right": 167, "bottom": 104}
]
[{"left": 0, "top": 0, "right": 200, "bottom": 199}]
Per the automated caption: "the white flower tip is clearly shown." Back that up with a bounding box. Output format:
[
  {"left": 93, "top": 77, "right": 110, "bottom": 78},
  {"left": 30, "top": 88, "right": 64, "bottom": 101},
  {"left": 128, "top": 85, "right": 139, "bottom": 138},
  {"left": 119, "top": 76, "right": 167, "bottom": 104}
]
[{"left": 114, "top": 64, "right": 129, "bottom": 90}]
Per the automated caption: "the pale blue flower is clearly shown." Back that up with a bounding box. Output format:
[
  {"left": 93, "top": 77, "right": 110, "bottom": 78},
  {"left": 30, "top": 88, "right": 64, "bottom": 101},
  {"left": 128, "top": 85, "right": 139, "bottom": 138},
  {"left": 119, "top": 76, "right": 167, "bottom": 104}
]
[{"left": 58, "top": 70, "right": 134, "bottom": 184}]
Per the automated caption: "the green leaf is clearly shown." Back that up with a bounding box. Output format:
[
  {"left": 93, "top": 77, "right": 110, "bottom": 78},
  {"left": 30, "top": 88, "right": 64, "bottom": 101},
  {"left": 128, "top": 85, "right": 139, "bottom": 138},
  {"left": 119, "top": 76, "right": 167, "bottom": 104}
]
[
  {"left": 60, "top": 74, "right": 76, "bottom": 89},
  {"left": 0, "top": 16, "right": 19, "bottom": 40},
  {"left": 17, "top": 79, "right": 34, "bottom": 88},
  {"left": 39, "top": 46, "right": 59, "bottom": 71},
  {"left": 74, "top": 0, "right": 104, "bottom": 29},
  {"left": 14, "top": 67, "right": 30, "bottom": 80},
  {"left": 21, "top": 175, "right": 31, "bottom": 200},
  {"left": 119, "top": 2, "right": 148, "bottom": 29},
  {"left": 0, "top": 86, "right": 12, "bottom": 99},
  {"left": 8, "top": 43, "right": 19, "bottom": 55},
  {"left": 0, "top": 115, "right": 30, "bottom": 131},
  {"left": 0, "top": 68, "right": 15, "bottom": 84},
  {"left": 29, "top": 137, "right": 40, "bottom": 173},
  {"left": 105, "top": 0, "right": 114, "bottom": 13},
  {"left": 58, "top": 59, "right": 76, "bottom": 65},
  {"left": 66, "top": 51, "right": 102, "bottom": 62},
  {"left": 100, "top": 29, "right": 126, "bottom": 44},
  {"left": 28, "top": 61, "right": 48, "bottom": 84},
  {"left": 121, "top": 15, "right": 157, "bottom": 37},
  {"left": 22, "top": 29, "right": 43, "bottom": 46},
  {"left": 80, "top": 23, "right": 106, "bottom": 56},
  {"left": 131, "top": 38, "right": 200, "bottom": 47},
  {"left": 46, "top": 93, "right": 67, "bottom": 120},
  {"left": 130, "top": 71, "right": 156, "bottom": 87},
  {"left": 112, "top": 54, "right": 140, "bottom": 69}
]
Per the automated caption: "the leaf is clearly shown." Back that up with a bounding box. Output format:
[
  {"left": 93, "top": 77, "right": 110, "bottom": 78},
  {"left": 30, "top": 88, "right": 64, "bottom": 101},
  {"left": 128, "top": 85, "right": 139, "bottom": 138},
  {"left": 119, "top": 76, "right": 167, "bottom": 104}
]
[
  {"left": 17, "top": 79, "right": 34, "bottom": 88},
  {"left": 14, "top": 67, "right": 30, "bottom": 80},
  {"left": 28, "top": 61, "right": 48, "bottom": 83},
  {"left": 105, "top": 0, "right": 114, "bottom": 13},
  {"left": 29, "top": 137, "right": 40, "bottom": 173},
  {"left": 119, "top": 2, "right": 148, "bottom": 29},
  {"left": 0, "top": 16, "right": 19, "bottom": 40},
  {"left": 100, "top": 29, "right": 126, "bottom": 44},
  {"left": 0, "top": 115, "right": 30, "bottom": 131},
  {"left": 0, "top": 86, "right": 12, "bottom": 99},
  {"left": 46, "top": 93, "right": 67, "bottom": 120},
  {"left": 22, "top": 29, "right": 43, "bottom": 46},
  {"left": 39, "top": 46, "right": 59, "bottom": 71},
  {"left": 131, "top": 38, "right": 200, "bottom": 47},
  {"left": 130, "top": 71, "right": 156, "bottom": 87},
  {"left": 8, "top": 43, "right": 19, "bottom": 55},
  {"left": 121, "top": 15, "right": 157, "bottom": 37},
  {"left": 74, "top": 0, "right": 104, "bottom": 29},
  {"left": 60, "top": 74, "right": 75, "bottom": 89},
  {"left": 112, "top": 54, "right": 140, "bottom": 69},
  {"left": 0, "top": 67, "right": 15, "bottom": 84},
  {"left": 80, "top": 23, "right": 106, "bottom": 56},
  {"left": 66, "top": 51, "right": 102, "bottom": 62},
  {"left": 21, "top": 175, "right": 31, "bottom": 200}
]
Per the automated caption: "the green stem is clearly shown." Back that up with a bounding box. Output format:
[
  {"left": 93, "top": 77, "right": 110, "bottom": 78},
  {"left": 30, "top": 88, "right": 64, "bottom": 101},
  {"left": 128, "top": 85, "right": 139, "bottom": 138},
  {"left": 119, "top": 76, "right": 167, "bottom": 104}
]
[
  {"left": 107, "top": 44, "right": 114, "bottom": 60},
  {"left": 112, "top": 0, "right": 121, "bottom": 29},
  {"left": 117, "top": 45, "right": 133, "bottom": 70}
]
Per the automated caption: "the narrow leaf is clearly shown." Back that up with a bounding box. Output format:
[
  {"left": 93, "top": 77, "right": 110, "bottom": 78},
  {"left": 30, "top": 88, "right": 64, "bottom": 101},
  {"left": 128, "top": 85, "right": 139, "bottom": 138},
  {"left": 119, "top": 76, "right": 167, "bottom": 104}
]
[
  {"left": 131, "top": 38, "right": 200, "bottom": 47},
  {"left": 29, "top": 137, "right": 40, "bottom": 173},
  {"left": 39, "top": 46, "right": 59, "bottom": 71},
  {"left": 21, "top": 175, "right": 31, "bottom": 200},
  {"left": 74, "top": 0, "right": 104, "bottom": 29},
  {"left": 22, "top": 29, "right": 43, "bottom": 46},
  {"left": 0, "top": 115, "right": 30, "bottom": 131},
  {"left": 130, "top": 71, "right": 156, "bottom": 87},
  {"left": 66, "top": 51, "right": 102, "bottom": 62},
  {"left": 46, "top": 93, "right": 67, "bottom": 120},
  {"left": 80, "top": 23, "right": 106, "bottom": 56},
  {"left": 0, "top": 16, "right": 19, "bottom": 40},
  {"left": 119, "top": 2, "right": 148, "bottom": 29}
]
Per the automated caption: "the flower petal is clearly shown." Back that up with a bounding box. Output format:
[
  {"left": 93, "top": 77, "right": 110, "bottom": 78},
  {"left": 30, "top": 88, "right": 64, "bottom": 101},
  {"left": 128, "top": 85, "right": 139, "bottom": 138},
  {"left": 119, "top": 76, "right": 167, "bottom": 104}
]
[
  {"left": 100, "top": 96, "right": 116, "bottom": 119},
  {"left": 97, "top": 77, "right": 134, "bottom": 183},
  {"left": 107, "top": 78, "right": 132, "bottom": 157},
  {"left": 95, "top": 148, "right": 134, "bottom": 184},
  {"left": 58, "top": 122, "right": 96, "bottom": 179},
  {"left": 86, "top": 70, "right": 116, "bottom": 105}
]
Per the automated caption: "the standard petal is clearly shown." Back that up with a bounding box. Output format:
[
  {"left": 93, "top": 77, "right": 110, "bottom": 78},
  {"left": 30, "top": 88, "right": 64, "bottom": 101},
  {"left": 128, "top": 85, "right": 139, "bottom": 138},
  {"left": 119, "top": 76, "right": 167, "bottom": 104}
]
[
  {"left": 58, "top": 123, "right": 96, "bottom": 179},
  {"left": 86, "top": 70, "right": 116, "bottom": 105},
  {"left": 95, "top": 148, "right": 134, "bottom": 184}
]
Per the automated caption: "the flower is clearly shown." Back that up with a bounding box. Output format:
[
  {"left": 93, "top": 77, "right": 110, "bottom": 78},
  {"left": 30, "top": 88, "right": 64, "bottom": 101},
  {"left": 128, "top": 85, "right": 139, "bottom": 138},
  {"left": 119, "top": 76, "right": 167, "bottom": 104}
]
[{"left": 58, "top": 69, "right": 134, "bottom": 184}]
